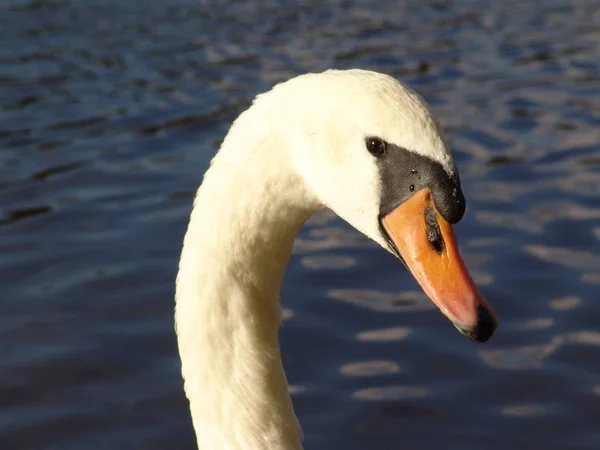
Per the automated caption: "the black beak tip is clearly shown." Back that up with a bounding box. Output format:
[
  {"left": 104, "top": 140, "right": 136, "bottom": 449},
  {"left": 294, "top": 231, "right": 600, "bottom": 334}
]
[{"left": 457, "top": 304, "right": 498, "bottom": 344}]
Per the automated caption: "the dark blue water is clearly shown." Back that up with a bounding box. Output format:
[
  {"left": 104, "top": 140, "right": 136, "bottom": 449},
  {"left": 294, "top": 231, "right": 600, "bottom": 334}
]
[{"left": 1, "top": 0, "right": 600, "bottom": 449}]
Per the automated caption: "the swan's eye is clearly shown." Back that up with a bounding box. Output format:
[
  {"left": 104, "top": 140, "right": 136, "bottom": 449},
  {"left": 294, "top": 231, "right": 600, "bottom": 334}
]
[{"left": 366, "top": 137, "right": 387, "bottom": 156}]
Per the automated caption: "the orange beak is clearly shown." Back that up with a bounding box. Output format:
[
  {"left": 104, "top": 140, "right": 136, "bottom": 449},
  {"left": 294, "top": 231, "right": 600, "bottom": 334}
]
[{"left": 381, "top": 188, "right": 498, "bottom": 343}]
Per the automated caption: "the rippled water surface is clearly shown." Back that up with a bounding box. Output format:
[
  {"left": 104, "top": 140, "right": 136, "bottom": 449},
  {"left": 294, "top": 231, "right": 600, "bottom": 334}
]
[{"left": 2, "top": 0, "right": 600, "bottom": 449}]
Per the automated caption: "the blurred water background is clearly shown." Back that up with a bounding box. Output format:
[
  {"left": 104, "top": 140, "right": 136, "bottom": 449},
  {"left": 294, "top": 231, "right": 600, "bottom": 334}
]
[{"left": 1, "top": 0, "right": 600, "bottom": 449}]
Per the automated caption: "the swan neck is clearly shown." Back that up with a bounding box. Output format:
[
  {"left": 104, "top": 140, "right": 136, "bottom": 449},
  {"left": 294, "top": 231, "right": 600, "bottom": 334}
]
[{"left": 175, "top": 139, "right": 316, "bottom": 449}]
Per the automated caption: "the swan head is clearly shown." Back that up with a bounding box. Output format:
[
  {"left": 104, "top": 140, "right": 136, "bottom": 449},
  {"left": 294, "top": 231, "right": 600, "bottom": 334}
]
[{"left": 273, "top": 69, "right": 498, "bottom": 342}]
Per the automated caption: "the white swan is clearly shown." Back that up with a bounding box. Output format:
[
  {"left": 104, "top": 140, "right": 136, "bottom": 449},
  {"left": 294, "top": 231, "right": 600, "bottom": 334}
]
[{"left": 175, "top": 69, "right": 498, "bottom": 450}]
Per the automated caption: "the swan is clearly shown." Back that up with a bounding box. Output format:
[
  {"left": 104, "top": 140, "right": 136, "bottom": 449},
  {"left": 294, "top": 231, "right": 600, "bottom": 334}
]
[{"left": 175, "top": 69, "right": 498, "bottom": 449}]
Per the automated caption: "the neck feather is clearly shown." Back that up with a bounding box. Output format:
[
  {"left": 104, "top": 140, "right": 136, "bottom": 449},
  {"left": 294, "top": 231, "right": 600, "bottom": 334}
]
[{"left": 175, "top": 122, "right": 318, "bottom": 449}]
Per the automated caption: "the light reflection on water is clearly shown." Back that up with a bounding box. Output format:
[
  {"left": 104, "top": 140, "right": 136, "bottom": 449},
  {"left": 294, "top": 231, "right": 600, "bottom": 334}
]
[
  {"left": 301, "top": 255, "right": 357, "bottom": 270},
  {"left": 480, "top": 331, "right": 600, "bottom": 370},
  {"left": 501, "top": 403, "right": 548, "bottom": 417},
  {"left": 549, "top": 296, "right": 582, "bottom": 310},
  {"left": 356, "top": 327, "right": 412, "bottom": 342},
  {"left": 353, "top": 385, "right": 429, "bottom": 401},
  {"left": 525, "top": 245, "right": 600, "bottom": 270},
  {"left": 327, "top": 289, "right": 435, "bottom": 313},
  {"left": 340, "top": 361, "right": 401, "bottom": 377},
  {"left": 293, "top": 227, "right": 373, "bottom": 253}
]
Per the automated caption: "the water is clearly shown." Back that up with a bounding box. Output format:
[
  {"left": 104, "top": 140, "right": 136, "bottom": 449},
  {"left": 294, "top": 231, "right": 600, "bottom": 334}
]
[{"left": 1, "top": 0, "right": 599, "bottom": 448}]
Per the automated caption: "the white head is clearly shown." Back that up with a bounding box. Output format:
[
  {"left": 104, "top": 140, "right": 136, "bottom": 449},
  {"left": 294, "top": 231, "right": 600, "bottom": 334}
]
[
  {"left": 176, "top": 69, "right": 498, "bottom": 450},
  {"left": 256, "top": 69, "right": 497, "bottom": 341}
]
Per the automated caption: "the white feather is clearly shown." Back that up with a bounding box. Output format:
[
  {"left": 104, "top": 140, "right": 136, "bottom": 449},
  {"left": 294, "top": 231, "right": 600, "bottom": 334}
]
[{"left": 175, "top": 69, "right": 456, "bottom": 449}]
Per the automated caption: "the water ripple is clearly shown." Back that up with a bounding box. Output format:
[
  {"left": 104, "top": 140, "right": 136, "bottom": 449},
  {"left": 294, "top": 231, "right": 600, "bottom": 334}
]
[
  {"left": 549, "top": 296, "right": 582, "bottom": 311},
  {"left": 480, "top": 331, "right": 600, "bottom": 370},
  {"left": 525, "top": 245, "right": 600, "bottom": 271},
  {"left": 353, "top": 385, "right": 429, "bottom": 401},
  {"left": 327, "top": 289, "right": 434, "bottom": 313},
  {"left": 301, "top": 255, "right": 357, "bottom": 270},
  {"left": 501, "top": 403, "right": 548, "bottom": 417},
  {"left": 3, "top": 0, "right": 600, "bottom": 448},
  {"left": 356, "top": 327, "right": 412, "bottom": 342},
  {"left": 340, "top": 361, "right": 401, "bottom": 377}
]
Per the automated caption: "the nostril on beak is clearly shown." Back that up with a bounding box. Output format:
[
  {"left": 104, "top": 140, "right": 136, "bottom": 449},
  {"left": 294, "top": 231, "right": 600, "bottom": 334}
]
[
  {"left": 430, "top": 236, "right": 443, "bottom": 254},
  {"left": 424, "top": 207, "right": 444, "bottom": 255}
]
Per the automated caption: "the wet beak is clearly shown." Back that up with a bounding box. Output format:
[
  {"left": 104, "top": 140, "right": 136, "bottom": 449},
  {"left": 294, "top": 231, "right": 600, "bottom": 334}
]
[{"left": 381, "top": 188, "right": 498, "bottom": 343}]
